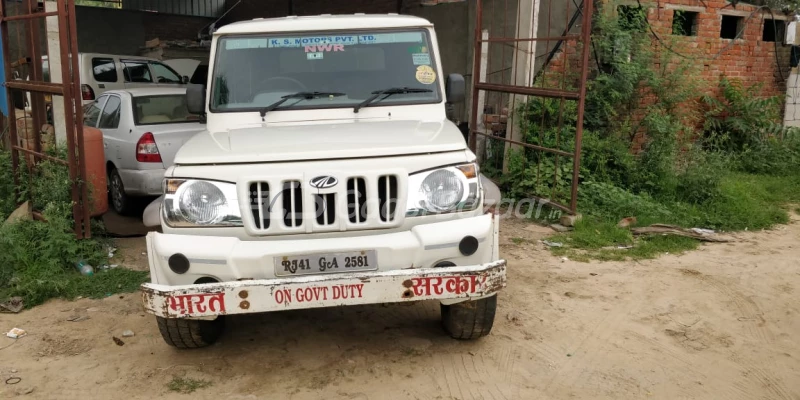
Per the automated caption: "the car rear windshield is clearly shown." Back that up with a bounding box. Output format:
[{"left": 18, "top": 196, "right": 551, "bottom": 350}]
[
  {"left": 133, "top": 95, "right": 195, "bottom": 125},
  {"left": 211, "top": 29, "right": 442, "bottom": 112}
]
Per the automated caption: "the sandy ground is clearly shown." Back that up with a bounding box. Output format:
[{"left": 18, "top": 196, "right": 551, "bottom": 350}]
[{"left": 1, "top": 215, "right": 799, "bottom": 400}]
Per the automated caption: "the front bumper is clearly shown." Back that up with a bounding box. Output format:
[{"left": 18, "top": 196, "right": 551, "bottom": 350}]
[
  {"left": 118, "top": 168, "right": 164, "bottom": 196},
  {"left": 142, "top": 212, "right": 504, "bottom": 317},
  {"left": 141, "top": 261, "right": 506, "bottom": 318}
]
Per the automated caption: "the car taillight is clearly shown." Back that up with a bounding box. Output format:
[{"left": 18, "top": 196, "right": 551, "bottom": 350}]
[
  {"left": 136, "top": 132, "right": 162, "bottom": 163},
  {"left": 81, "top": 84, "right": 95, "bottom": 101}
]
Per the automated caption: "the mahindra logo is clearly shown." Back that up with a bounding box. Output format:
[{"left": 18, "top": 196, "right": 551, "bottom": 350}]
[{"left": 310, "top": 175, "right": 338, "bottom": 189}]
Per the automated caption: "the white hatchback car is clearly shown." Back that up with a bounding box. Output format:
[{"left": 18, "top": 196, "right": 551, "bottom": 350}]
[{"left": 82, "top": 88, "right": 204, "bottom": 215}]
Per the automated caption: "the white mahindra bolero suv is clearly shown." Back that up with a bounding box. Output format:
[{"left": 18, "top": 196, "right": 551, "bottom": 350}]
[{"left": 140, "top": 14, "right": 507, "bottom": 348}]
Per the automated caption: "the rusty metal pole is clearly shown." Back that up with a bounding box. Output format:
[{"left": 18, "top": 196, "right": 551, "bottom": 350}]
[
  {"left": 24, "top": 0, "right": 44, "bottom": 154},
  {"left": 65, "top": 0, "right": 90, "bottom": 238},
  {"left": 0, "top": 0, "right": 21, "bottom": 197},
  {"left": 569, "top": 0, "right": 593, "bottom": 214},
  {"left": 469, "top": 0, "right": 483, "bottom": 153},
  {"left": 55, "top": 0, "right": 83, "bottom": 237}
]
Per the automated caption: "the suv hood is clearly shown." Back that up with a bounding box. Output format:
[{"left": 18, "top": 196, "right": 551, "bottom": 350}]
[{"left": 174, "top": 119, "right": 467, "bottom": 165}]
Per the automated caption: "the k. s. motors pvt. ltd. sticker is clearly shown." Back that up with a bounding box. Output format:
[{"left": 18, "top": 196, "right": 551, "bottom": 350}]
[
  {"left": 412, "top": 53, "right": 431, "bottom": 65},
  {"left": 415, "top": 65, "right": 437, "bottom": 85}
]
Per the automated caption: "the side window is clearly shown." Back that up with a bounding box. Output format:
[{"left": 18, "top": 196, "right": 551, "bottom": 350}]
[
  {"left": 151, "top": 62, "right": 182, "bottom": 84},
  {"left": 123, "top": 60, "right": 153, "bottom": 83},
  {"left": 98, "top": 96, "right": 122, "bottom": 129},
  {"left": 83, "top": 97, "right": 105, "bottom": 127},
  {"left": 92, "top": 58, "right": 117, "bottom": 83}
]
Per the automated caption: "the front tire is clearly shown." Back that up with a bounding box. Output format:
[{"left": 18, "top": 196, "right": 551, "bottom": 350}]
[
  {"left": 441, "top": 295, "right": 497, "bottom": 340},
  {"left": 108, "top": 168, "right": 133, "bottom": 216},
  {"left": 156, "top": 316, "right": 225, "bottom": 349}
]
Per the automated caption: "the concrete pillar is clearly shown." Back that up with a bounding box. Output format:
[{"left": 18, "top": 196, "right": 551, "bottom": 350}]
[
  {"left": 503, "top": 0, "right": 540, "bottom": 171},
  {"left": 45, "top": 0, "right": 66, "bottom": 145}
]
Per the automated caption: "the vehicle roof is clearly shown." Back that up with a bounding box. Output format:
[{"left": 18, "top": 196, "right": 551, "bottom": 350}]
[
  {"left": 79, "top": 52, "right": 160, "bottom": 61},
  {"left": 104, "top": 88, "right": 187, "bottom": 97},
  {"left": 216, "top": 14, "right": 433, "bottom": 35}
]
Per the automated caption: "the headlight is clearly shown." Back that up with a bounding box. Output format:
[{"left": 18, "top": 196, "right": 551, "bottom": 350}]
[
  {"left": 163, "top": 179, "right": 242, "bottom": 227},
  {"left": 406, "top": 163, "right": 481, "bottom": 216}
]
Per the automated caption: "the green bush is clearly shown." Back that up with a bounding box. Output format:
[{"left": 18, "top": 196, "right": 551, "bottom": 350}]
[
  {"left": 0, "top": 148, "right": 146, "bottom": 308},
  {"left": 0, "top": 150, "right": 15, "bottom": 220}
]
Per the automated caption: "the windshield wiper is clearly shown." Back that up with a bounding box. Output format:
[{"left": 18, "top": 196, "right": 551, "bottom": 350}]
[
  {"left": 353, "top": 87, "right": 433, "bottom": 113},
  {"left": 260, "top": 91, "right": 345, "bottom": 118}
]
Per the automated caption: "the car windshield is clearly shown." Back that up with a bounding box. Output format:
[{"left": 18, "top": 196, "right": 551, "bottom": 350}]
[
  {"left": 211, "top": 29, "right": 442, "bottom": 112},
  {"left": 133, "top": 95, "right": 195, "bottom": 125}
]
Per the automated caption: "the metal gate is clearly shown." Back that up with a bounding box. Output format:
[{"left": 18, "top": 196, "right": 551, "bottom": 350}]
[
  {"left": 469, "top": 0, "right": 593, "bottom": 214},
  {"left": 1, "top": 0, "right": 90, "bottom": 237}
]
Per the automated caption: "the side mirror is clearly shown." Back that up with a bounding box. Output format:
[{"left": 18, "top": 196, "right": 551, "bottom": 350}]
[
  {"left": 182, "top": 75, "right": 190, "bottom": 84},
  {"left": 446, "top": 73, "right": 466, "bottom": 104},
  {"left": 186, "top": 84, "right": 206, "bottom": 115}
]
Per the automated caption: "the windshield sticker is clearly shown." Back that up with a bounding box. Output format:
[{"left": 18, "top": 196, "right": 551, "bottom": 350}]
[
  {"left": 268, "top": 35, "right": 358, "bottom": 48},
  {"left": 307, "top": 52, "right": 324, "bottom": 60},
  {"left": 226, "top": 38, "right": 269, "bottom": 50},
  {"left": 412, "top": 53, "right": 431, "bottom": 66},
  {"left": 408, "top": 45, "right": 429, "bottom": 54},
  {"left": 304, "top": 44, "right": 345, "bottom": 53},
  {"left": 358, "top": 32, "right": 424, "bottom": 45},
  {"left": 415, "top": 65, "right": 437, "bottom": 85}
]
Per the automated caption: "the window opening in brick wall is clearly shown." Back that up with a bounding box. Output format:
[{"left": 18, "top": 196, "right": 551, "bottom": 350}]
[
  {"left": 720, "top": 15, "right": 744, "bottom": 40},
  {"left": 672, "top": 11, "right": 698, "bottom": 36},
  {"left": 763, "top": 19, "right": 786, "bottom": 42},
  {"left": 618, "top": 5, "right": 647, "bottom": 32}
]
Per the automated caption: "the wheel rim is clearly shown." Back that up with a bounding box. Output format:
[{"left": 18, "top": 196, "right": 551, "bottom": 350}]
[{"left": 111, "top": 174, "right": 124, "bottom": 212}]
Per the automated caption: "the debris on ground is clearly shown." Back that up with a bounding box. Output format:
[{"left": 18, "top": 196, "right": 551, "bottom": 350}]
[
  {"left": 561, "top": 257, "right": 569, "bottom": 262},
  {"left": 3, "top": 201, "right": 31, "bottom": 226},
  {"left": 690, "top": 228, "right": 715, "bottom": 235},
  {"left": 0, "top": 297, "right": 24, "bottom": 313},
  {"left": 107, "top": 247, "right": 117, "bottom": 258},
  {"left": 549, "top": 223, "right": 572, "bottom": 233},
  {"left": 506, "top": 310, "right": 523, "bottom": 325},
  {"left": 112, "top": 337, "right": 125, "bottom": 346},
  {"left": 121, "top": 330, "right": 135, "bottom": 338},
  {"left": 543, "top": 240, "right": 564, "bottom": 248},
  {"left": 559, "top": 214, "right": 582, "bottom": 227},
  {"left": 618, "top": 217, "right": 637, "bottom": 228},
  {"left": 66, "top": 315, "right": 89, "bottom": 322},
  {"left": 632, "top": 224, "right": 733, "bottom": 242},
  {"left": 6, "top": 328, "right": 27, "bottom": 339}
]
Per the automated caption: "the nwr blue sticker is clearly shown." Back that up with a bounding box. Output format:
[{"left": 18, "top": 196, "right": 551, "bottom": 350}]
[{"left": 412, "top": 53, "right": 431, "bottom": 65}]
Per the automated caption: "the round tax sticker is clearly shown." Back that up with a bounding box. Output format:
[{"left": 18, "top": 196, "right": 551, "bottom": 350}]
[{"left": 415, "top": 65, "right": 437, "bottom": 85}]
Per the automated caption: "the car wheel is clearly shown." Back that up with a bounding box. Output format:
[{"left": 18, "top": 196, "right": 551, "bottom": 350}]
[
  {"left": 441, "top": 295, "right": 497, "bottom": 340},
  {"left": 156, "top": 316, "right": 225, "bottom": 349},
  {"left": 109, "top": 168, "right": 132, "bottom": 215}
]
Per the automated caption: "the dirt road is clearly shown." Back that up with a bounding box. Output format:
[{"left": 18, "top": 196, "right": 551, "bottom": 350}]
[{"left": 2, "top": 215, "right": 799, "bottom": 399}]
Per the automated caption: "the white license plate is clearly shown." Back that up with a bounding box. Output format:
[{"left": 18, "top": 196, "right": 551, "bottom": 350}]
[{"left": 275, "top": 250, "right": 378, "bottom": 277}]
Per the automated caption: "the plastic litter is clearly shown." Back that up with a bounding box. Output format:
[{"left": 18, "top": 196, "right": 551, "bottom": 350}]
[
  {"left": 6, "top": 328, "right": 26, "bottom": 339},
  {"left": 543, "top": 240, "right": 563, "bottom": 248}
]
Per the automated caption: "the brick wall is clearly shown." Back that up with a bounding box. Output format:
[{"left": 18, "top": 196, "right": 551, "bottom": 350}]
[
  {"left": 645, "top": 0, "right": 791, "bottom": 98},
  {"left": 542, "top": 0, "right": 792, "bottom": 149}
]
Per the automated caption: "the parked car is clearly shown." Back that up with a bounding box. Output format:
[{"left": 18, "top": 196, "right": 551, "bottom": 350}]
[
  {"left": 78, "top": 53, "right": 188, "bottom": 105},
  {"left": 139, "top": 14, "right": 507, "bottom": 348},
  {"left": 82, "top": 88, "right": 203, "bottom": 215},
  {"left": 163, "top": 58, "right": 209, "bottom": 85}
]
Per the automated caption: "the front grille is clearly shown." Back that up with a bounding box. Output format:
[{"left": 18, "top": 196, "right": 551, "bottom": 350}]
[
  {"left": 248, "top": 182, "right": 270, "bottom": 230},
  {"left": 315, "top": 193, "right": 336, "bottom": 226},
  {"left": 378, "top": 175, "right": 398, "bottom": 222},
  {"left": 347, "top": 177, "right": 367, "bottom": 224},
  {"left": 247, "top": 174, "right": 401, "bottom": 234},
  {"left": 282, "top": 181, "right": 303, "bottom": 228}
]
